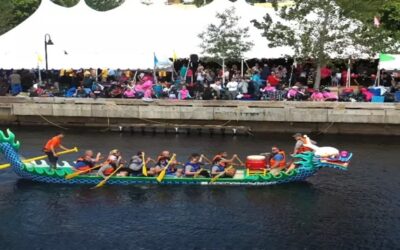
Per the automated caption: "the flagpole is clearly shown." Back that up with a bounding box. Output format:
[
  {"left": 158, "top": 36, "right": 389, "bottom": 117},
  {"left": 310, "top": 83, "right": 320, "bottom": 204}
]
[
  {"left": 222, "top": 57, "right": 225, "bottom": 85},
  {"left": 346, "top": 59, "right": 351, "bottom": 88},
  {"left": 38, "top": 64, "right": 42, "bottom": 84},
  {"left": 289, "top": 58, "right": 296, "bottom": 88},
  {"left": 184, "top": 59, "right": 191, "bottom": 83},
  {"left": 241, "top": 58, "right": 244, "bottom": 78}
]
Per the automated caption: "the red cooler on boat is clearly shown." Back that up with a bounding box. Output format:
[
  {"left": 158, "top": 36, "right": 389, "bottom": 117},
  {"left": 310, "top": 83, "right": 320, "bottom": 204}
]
[{"left": 246, "top": 155, "right": 266, "bottom": 170}]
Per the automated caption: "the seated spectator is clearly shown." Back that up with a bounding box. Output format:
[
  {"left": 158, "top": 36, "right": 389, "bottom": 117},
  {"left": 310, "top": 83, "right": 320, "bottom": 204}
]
[
  {"left": 310, "top": 90, "right": 324, "bottom": 101},
  {"left": 287, "top": 86, "right": 300, "bottom": 100},
  {"left": 360, "top": 88, "right": 373, "bottom": 102},
  {"left": 210, "top": 81, "right": 222, "bottom": 98},
  {"left": 178, "top": 85, "right": 191, "bottom": 100},
  {"left": 322, "top": 90, "right": 338, "bottom": 101},
  {"left": 74, "top": 86, "right": 87, "bottom": 98},
  {"left": 202, "top": 83, "right": 217, "bottom": 100},
  {"left": 124, "top": 88, "right": 135, "bottom": 98},
  {"left": 238, "top": 78, "right": 249, "bottom": 95},
  {"left": 226, "top": 78, "right": 239, "bottom": 100}
]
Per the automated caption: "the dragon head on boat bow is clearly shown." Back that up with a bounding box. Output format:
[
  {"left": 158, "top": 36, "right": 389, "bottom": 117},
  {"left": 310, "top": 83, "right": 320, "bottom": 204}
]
[{"left": 293, "top": 151, "right": 351, "bottom": 172}]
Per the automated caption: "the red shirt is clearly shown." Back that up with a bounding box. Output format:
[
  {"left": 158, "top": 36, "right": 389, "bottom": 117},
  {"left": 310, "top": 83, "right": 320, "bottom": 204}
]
[{"left": 267, "top": 75, "right": 280, "bottom": 86}]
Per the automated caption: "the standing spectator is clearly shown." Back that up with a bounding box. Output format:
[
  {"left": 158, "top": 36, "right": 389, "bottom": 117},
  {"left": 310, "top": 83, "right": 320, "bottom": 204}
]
[
  {"left": 267, "top": 71, "right": 280, "bottom": 87},
  {"left": 260, "top": 64, "right": 271, "bottom": 80},
  {"left": 10, "top": 70, "right": 22, "bottom": 96},
  {"left": 320, "top": 66, "right": 332, "bottom": 86}
]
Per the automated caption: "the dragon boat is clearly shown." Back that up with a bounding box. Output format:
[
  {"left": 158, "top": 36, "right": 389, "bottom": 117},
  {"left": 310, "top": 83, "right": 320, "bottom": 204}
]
[{"left": 0, "top": 129, "right": 351, "bottom": 186}]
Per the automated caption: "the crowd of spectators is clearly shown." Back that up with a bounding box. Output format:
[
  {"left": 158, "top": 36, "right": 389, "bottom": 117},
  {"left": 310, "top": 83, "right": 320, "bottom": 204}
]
[{"left": 0, "top": 61, "right": 399, "bottom": 102}]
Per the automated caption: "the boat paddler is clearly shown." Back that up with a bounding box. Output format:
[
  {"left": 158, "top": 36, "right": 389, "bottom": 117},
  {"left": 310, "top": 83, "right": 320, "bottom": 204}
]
[
  {"left": 43, "top": 132, "right": 70, "bottom": 169},
  {"left": 151, "top": 150, "right": 180, "bottom": 176},
  {"left": 184, "top": 153, "right": 209, "bottom": 177},
  {"left": 74, "top": 150, "right": 101, "bottom": 172},
  {"left": 98, "top": 149, "right": 123, "bottom": 178}
]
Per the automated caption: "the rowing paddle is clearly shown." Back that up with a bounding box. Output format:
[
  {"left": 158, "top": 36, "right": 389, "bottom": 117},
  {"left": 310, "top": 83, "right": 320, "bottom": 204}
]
[
  {"left": 0, "top": 147, "right": 79, "bottom": 170},
  {"left": 234, "top": 155, "right": 245, "bottom": 166},
  {"left": 92, "top": 164, "right": 125, "bottom": 189},
  {"left": 65, "top": 164, "right": 101, "bottom": 180},
  {"left": 142, "top": 152, "right": 148, "bottom": 177},
  {"left": 210, "top": 166, "right": 233, "bottom": 183},
  {"left": 156, "top": 154, "right": 176, "bottom": 183},
  {"left": 193, "top": 168, "right": 204, "bottom": 178}
]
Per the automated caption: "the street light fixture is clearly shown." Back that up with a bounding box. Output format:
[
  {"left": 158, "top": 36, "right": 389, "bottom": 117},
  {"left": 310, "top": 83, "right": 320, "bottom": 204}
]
[{"left": 44, "top": 33, "right": 54, "bottom": 72}]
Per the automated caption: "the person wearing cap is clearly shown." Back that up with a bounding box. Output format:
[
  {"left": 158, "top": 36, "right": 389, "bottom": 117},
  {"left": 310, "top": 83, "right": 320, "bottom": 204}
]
[
  {"left": 293, "top": 133, "right": 316, "bottom": 154},
  {"left": 98, "top": 149, "right": 123, "bottom": 178}
]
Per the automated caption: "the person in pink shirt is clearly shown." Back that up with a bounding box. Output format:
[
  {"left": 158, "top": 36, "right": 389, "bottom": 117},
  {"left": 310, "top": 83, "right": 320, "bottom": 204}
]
[
  {"left": 124, "top": 88, "right": 135, "bottom": 98},
  {"left": 360, "top": 88, "right": 373, "bottom": 102},
  {"left": 141, "top": 78, "right": 154, "bottom": 98},
  {"left": 178, "top": 85, "right": 191, "bottom": 100},
  {"left": 287, "top": 86, "right": 299, "bottom": 100},
  {"left": 311, "top": 90, "right": 325, "bottom": 101},
  {"left": 261, "top": 83, "right": 276, "bottom": 93},
  {"left": 322, "top": 90, "right": 338, "bottom": 101}
]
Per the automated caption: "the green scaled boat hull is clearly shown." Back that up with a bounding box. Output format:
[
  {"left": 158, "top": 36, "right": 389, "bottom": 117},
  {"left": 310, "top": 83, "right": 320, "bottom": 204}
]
[{"left": 0, "top": 129, "right": 350, "bottom": 186}]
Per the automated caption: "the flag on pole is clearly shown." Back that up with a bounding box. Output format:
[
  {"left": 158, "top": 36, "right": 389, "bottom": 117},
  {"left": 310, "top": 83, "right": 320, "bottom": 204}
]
[
  {"left": 153, "top": 53, "right": 173, "bottom": 69},
  {"left": 153, "top": 53, "right": 159, "bottom": 68},
  {"left": 37, "top": 54, "right": 43, "bottom": 63},
  {"left": 374, "top": 16, "right": 380, "bottom": 28},
  {"left": 379, "top": 53, "right": 400, "bottom": 70},
  {"left": 172, "top": 51, "right": 178, "bottom": 62}
]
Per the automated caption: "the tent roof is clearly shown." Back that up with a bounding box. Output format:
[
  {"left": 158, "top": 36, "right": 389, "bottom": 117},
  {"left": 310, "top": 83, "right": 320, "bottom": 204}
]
[{"left": 0, "top": 0, "right": 289, "bottom": 69}]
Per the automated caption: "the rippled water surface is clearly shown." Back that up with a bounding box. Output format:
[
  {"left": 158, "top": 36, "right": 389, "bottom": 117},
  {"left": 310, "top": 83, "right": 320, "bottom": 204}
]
[{"left": 0, "top": 127, "right": 399, "bottom": 250}]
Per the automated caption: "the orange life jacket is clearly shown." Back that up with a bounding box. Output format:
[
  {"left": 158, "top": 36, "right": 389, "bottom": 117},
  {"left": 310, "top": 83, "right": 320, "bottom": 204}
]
[
  {"left": 269, "top": 151, "right": 286, "bottom": 168},
  {"left": 102, "top": 159, "right": 116, "bottom": 176}
]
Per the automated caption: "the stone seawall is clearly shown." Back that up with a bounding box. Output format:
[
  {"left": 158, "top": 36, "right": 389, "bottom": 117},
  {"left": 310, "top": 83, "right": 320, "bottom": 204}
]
[{"left": 0, "top": 97, "right": 399, "bottom": 135}]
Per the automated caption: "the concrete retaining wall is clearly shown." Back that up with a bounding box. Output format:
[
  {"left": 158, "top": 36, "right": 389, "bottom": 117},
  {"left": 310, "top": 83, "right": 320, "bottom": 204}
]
[{"left": 0, "top": 97, "right": 399, "bottom": 135}]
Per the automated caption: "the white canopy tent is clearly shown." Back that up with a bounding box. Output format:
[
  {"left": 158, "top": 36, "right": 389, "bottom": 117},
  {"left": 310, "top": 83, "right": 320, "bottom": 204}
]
[{"left": 0, "top": 0, "right": 287, "bottom": 69}]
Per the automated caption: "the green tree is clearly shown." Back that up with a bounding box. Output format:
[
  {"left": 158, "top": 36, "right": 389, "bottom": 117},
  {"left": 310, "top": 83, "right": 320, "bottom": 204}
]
[
  {"left": 85, "top": 0, "right": 124, "bottom": 11},
  {"left": 380, "top": 1, "right": 400, "bottom": 40},
  {"left": 52, "top": 0, "right": 79, "bottom": 7},
  {"left": 253, "top": 0, "right": 398, "bottom": 89},
  {"left": 198, "top": 7, "right": 253, "bottom": 60}
]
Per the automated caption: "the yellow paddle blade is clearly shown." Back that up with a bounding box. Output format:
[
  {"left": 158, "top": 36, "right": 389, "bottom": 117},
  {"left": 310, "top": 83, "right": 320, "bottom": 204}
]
[
  {"left": 156, "top": 169, "right": 166, "bottom": 182},
  {"left": 93, "top": 178, "right": 108, "bottom": 189},
  {"left": 142, "top": 153, "right": 148, "bottom": 177},
  {"left": 156, "top": 154, "right": 176, "bottom": 183},
  {"left": 0, "top": 147, "right": 79, "bottom": 170}
]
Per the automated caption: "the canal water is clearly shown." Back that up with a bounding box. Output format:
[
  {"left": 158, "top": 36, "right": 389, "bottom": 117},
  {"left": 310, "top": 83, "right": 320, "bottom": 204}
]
[{"left": 0, "top": 127, "right": 399, "bottom": 250}]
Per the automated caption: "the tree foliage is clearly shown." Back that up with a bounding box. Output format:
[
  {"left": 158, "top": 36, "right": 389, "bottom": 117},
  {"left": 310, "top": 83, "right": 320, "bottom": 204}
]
[
  {"left": 198, "top": 7, "right": 253, "bottom": 60},
  {"left": 85, "top": 0, "right": 124, "bottom": 11},
  {"left": 253, "top": 0, "right": 398, "bottom": 88}
]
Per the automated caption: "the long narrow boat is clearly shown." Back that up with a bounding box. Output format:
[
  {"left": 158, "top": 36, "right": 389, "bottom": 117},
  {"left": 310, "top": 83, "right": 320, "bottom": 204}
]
[{"left": 0, "top": 129, "right": 351, "bottom": 186}]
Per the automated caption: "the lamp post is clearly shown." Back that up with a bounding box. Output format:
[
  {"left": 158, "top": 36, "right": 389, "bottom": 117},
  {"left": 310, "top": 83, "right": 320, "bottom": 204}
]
[{"left": 44, "top": 33, "right": 54, "bottom": 72}]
